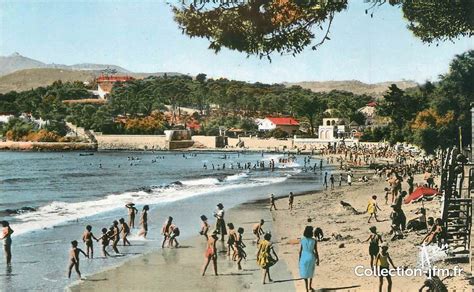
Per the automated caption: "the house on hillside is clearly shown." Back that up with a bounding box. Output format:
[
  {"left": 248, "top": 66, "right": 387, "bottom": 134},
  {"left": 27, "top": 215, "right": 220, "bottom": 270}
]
[
  {"left": 318, "top": 118, "right": 348, "bottom": 140},
  {"left": 93, "top": 75, "right": 134, "bottom": 99},
  {"left": 257, "top": 117, "right": 300, "bottom": 135}
]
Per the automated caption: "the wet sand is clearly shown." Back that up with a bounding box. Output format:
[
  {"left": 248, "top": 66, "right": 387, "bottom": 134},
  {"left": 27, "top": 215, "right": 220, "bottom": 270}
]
[{"left": 68, "top": 200, "right": 296, "bottom": 291}]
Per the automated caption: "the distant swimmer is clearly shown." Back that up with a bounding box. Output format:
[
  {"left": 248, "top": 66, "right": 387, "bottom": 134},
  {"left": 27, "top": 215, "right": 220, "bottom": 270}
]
[{"left": 67, "top": 240, "right": 88, "bottom": 279}]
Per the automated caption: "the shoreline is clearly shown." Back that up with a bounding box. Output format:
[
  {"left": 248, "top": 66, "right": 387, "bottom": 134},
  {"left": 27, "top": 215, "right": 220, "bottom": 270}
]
[{"left": 68, "top": 198, "right": 296, "bottom": 291}]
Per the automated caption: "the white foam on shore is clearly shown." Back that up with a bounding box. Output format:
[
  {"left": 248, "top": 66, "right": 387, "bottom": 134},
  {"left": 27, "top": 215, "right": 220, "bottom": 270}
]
[{"left": 12, "top": 173, "right": 288, "bottom": 236}]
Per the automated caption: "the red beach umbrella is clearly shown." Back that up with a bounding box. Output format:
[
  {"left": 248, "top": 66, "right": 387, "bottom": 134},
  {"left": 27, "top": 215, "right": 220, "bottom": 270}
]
[{"left": 404, "top": 187, "right": 439, "bottom": 204}]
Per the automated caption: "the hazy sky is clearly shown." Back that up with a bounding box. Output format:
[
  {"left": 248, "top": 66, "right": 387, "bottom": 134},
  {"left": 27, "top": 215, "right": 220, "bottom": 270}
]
[{"left": 0, "top": 0, "right": 472, "bottom": 83}]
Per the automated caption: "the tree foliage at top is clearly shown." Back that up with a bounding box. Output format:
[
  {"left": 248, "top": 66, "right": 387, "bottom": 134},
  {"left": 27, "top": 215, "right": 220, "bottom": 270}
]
[{"left": 172, "top": 0, "right": 473, "bottom": 59}]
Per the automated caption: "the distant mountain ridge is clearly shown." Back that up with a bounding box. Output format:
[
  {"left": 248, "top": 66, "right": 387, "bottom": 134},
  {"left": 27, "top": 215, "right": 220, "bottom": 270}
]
[
  {"left": 0, "top": 52, "right": 130, "bottom": 76},
  {"left": 286, "top": 80, "right": 418, "bottom": 98}
]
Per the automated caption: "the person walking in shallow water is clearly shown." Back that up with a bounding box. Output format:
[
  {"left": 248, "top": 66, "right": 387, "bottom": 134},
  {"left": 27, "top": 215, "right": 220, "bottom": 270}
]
[
  {"left": 68, "top": 240, "right": 88, "bottom": 279},
  {"left": 138, "top": 205, "right": 149, "bottom": 238},
  {"left": 125, "top": 203, "right": 139, "bottom": 229},
  {"left": 1, "top": 221, "right": 14, "bottom": 265}
]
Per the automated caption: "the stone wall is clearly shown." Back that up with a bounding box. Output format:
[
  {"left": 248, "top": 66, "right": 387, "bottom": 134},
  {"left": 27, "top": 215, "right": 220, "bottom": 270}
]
[
  {"left": 227, "top": 137, "right": 293, "bottom": 150},
  {"left": 95, "top": 135, "right": 167, "bottom": 150}
]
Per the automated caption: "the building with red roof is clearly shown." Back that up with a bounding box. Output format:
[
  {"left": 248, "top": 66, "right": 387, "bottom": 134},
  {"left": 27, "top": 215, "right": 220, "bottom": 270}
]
[
  {"left": 257, "top": 117, "right": 300, "bottom": 135},
  {"left": 95, "top": 75, "right": 134, "bottom": 100}
]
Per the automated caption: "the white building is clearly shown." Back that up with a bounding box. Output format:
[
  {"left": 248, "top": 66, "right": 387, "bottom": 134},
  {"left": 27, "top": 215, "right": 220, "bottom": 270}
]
[
  {"left": 257, "top": 117, "right": 300, "bottom": 135},
  {"left": 318, "top": 118, "right": 348, "bottom": 140}
]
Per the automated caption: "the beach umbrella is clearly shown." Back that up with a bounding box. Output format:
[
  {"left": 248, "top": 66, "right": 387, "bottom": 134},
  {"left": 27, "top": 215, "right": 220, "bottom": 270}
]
[{"left": 404, "top": 187, "right": 438, "bottom": 204}]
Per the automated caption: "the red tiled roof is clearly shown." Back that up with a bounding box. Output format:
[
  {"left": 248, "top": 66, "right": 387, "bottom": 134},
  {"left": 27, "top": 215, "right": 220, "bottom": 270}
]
[
  {"left": 367, "top": 101, "right": 377, "bottom": 107},
  {"left": 97, "top": 76, "right": 134, "bottom": 83},
  {"left": 266, "top": 117, "right": 299, "bottom": 126}
]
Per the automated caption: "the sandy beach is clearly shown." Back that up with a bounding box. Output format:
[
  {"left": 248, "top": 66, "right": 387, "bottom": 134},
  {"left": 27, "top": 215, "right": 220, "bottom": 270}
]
[
  {"left": 68, "top": 199, "right": 296, "bottom": 292},
  {"left": 273, "top": 168, "right": 472, "bottom": 291},
  {"left": 68, "top": 163, "right": 472, "bottom": 292}
]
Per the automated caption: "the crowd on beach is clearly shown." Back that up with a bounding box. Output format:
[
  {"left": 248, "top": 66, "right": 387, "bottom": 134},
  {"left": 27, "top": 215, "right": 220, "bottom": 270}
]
[{"left": 0, "top": 145, "right": 458, "bottom": 291}]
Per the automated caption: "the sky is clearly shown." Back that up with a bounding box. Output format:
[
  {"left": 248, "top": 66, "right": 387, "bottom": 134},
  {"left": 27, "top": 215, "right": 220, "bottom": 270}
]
[{"left": 0, "top": 0, "right": 472, "bottom": 84}]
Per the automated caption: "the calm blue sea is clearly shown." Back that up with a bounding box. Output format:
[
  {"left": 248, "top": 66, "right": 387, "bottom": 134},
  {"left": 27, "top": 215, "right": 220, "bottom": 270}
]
[{"left": 0, "top": 151, "right": 327, "bottom": 291}]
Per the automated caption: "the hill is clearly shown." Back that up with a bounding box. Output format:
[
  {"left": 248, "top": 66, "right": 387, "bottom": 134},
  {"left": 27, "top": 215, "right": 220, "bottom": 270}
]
[
  {"left": 286, "top": 80, "right": 418, "bottom": 98},
  {"left": 0, "top": 53, "right": 130, "bottom": 76},
  {"left": 0, "top": 68, "right": 184, "bottom": 93}
]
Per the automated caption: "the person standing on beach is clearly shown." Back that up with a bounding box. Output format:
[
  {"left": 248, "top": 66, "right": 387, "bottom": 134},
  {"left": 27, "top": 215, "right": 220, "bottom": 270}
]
[
  {"left": 347, "top": 173, "right": 352, "bottom": 186},
  {"left": 339, "top": 173, "right": 343, "bottom": 186},
  {"left": 407, "top": 173, "right": 414, "bottom": 195},
  {"left": 226, "top": 223, "right": 236, "bottom": 256},
  {"left": 202, "top": 230, "right": 218, "bottom": 276},
  {"left": 330, "top": 174, "right": 335, "bottom": 190},
  {"left": 299, "top": 226, "right": 319, "bottom": 292},
  {"left": 67, "top": 240, "right": 88, "bottom": 279},
  {"left": 394, "top": 191, "right": 407, "bottom": 231},
  {"left": 270, "top": 194, "right": 277, "bottom": 211},
  {"left": 138, "top": 205, "right": 149, "bottom": 238},
  {"left": 289, "top": 192, "right": 294, "bottom": 210},
  {"left": 199, "top": 215, "right": 210, "bottom": 240},
  {"left": 214, "top": 203, "right": 227, "bottom": 241},
  {"left": 363, "top": 226, "right": 383, "bottom": 268},
  {"left": 82, "top": 225, "right": 98, "bottom": 258},
  {"left": 125, "top": 203, "right": 139, "bottom": 229},
  {"left": 1, "top": 221, "right": 13, "bottom": 265},
  {"left": 323, "top": 172, "right": 328, "bottom": 190},
  {"left": 253, "top": 219, "right": 265, "bottom": 243},
  {"left": 257, "top": 233, "right": 279, "bottom": 284},
  {"left": 367, "top": 195, "right": 382, "bottom": 223},
  {"left": 376, "top": 243, "right": 396, "bottom": 292}
]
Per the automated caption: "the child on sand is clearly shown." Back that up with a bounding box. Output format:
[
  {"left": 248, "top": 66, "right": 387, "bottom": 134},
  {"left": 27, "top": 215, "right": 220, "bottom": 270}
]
[
  {"left": 162, "top": 217, "right": 173, "bottom": 248},
  {"left": 82, "top": 225, "right": 98, "bottom": 258},
  {"left": 363, "top": 226, "right": 383, "bottom": 267},
  {"left": 226, "top": 223, "right": 236, "bottom": 256},
  {"left": 269, "top": 194, "right": 277, "bottom": 210},
  {"left": 97, "top": 228, "right": 111, "bottom": 258},
  {"left": 1, "top": 221, "right": 14, "bottom": 265},
  {"left": 253, "top": 219, "right": 265, "bottom": 243},
  {"left": 199, "top": 215, "right": 210, "bottom": 239},
  {"left": 169, "top": 225, "right": 180, "bottom": 248},
  {"left": 376, "top": 243, "right": 396, "bottom": 292},
  {"left": 234, "top": 227, "right": 246, "bottom": 270},
  {"left": 68, "top": 240, "right": 88, "bottom": 279},
  {"left": 257, "top": 233, "right": 279, "bottom": 284},
  {"left": 138, "top": 205, "right": 149, "bottom": 238},
  {"left": 202, "top": 230, "right": 218, "bottom": 276},
  {"left": 384, "top": 187, "right": 391, "bottom": 205},
  {"left": 367, "top": 195, "right": 382, "bottom": 223},
  {"left": 118, "top": 218, "right": 131, "bottom": 246}
]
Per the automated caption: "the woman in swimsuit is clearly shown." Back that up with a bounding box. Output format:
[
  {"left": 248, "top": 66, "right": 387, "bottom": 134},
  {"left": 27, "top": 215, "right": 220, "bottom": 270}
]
[
  {"left": 376, "top": 243, "right": 396, "bottom": 292},
  {"left": 364, "top": 226, "right": 383, "bottom": 268},
  {"left": 234, "top": 227, "right": 246, "bottom": 270},
  {"left": 138, "top": 205, "right": 149, "bottom": 238},
  {"left": 1, "top": 221, "right": 14, "bottom": 265},
  {"left": 202, "top": 230, "right": 218, "bottom": 276},
  {"left": 162, "top": 216, "right": 173, "bottom": 248}
]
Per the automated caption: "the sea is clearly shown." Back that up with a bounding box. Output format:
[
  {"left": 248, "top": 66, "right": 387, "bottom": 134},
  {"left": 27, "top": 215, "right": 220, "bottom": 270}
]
[{"left": 0, "top": 151, "right": 328, "bottom": 291}]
